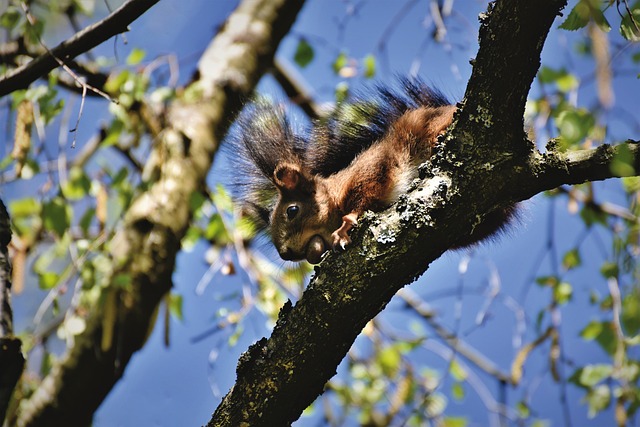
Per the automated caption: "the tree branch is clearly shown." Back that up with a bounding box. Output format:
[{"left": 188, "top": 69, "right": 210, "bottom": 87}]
[
  {"left": 0, "top": 199, "right": 25, "bottom": 425},
  {"left": 524, "top": 140, "right": 640, "bottom": 199},
  {"left": 208, "top": 1, "right": 573, "bottom": 425},
  {"left": 13, "top": 0, "right": 306, "bottom": 425},
  {"left": 0, "top": 0, "right": 160, "bottom": 98}
]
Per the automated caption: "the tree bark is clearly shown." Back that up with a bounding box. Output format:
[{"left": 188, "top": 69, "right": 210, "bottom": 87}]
[
  {"left": 0, "top": 199, "right": 25, "bottom": 425},
  {"left": 208, "top": 1, "right": 640, "bottom": 426},
  {"left": 13, "top": 0, "right": 306, "bottom": 425}
]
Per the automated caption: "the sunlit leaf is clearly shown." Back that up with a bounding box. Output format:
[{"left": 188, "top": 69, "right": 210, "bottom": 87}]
[
  {"left": 558, "top": 2, "right": 590, "bottom": 30},
  {"left": 599, "top": 261, "right": 619, "bottom": 279},
  {"left": 377, "top": 345, "right": 402, "bottom": 377},
  {"left": 611, "top": 143, "right": 636, "bottom": 176},
  {"left": 42, "top": 198, "right": 71, "bottom": 238},
  {"left": 451, "top": 382, "right": 465, "bottom": 401},
  {"left": 570, "top": 364, "right": 613, "bottom": 388},
  {"left": 556, "top": 108, "right": 595, "bottom": 147},
  {"left": 585, "top": 384, "right": 611, "bottom": 418},
  {"left": 9, "top": 198, "right": 41, "bottom": 217},
  {"left": 126, "top": 47, "right": 146, "bottom": 66},
  {"left": 38, "top": 272, "right": 60, "bottom": 290},
  {"left": 554, "top": 282, "right": 573, "bottom": 304},
  {"left": 363, "top": 54, "right": 376, "bottom": 78},
  {"left": 332, "top": 51, "right": 348, "bottom": 75},
  {"left": 168, "top": 293, "right": 184, "bottom": 321},
  {"left": 580, "top": 321, "right": 616, "bottom": 355},
  {"left": 562, "top": 248, "right": 581, "bottom": 270},
  {"left": 442, "top": 416, "right": 467, "bottom": 427}
]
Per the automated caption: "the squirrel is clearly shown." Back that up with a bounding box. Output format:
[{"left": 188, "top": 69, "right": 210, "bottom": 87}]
[{"left": 232, "top": 78, "right": 514, "bottom": 264}]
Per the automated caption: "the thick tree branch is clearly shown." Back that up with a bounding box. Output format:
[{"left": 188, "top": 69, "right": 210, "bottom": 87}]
[
  {"left": 0, "top": 0, "right": 159, "bottom": 98},
  {"left": 13, "top": 0, "right": 305, "bottom": 425},
  {"left": 523, "top": 140, "right": 640, "bottom": 199},
  {"left": 457, "top": 0, "right": 567, "bottom": 154},
  {"left": 0, "top": 200, "right": 25, "bottom": 425},
  {"left": 208, "top": 1, "right": 573, "bottom": 425}
]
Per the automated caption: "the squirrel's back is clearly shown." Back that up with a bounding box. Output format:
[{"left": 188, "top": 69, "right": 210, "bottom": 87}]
[{"left": 308, "top": 78, "right": 451, "bottom": 176}]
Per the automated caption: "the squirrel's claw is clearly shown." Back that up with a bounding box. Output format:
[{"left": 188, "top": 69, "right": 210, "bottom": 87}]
[{"left": 331, "top": 213, "right": 358, "bottom": 251}]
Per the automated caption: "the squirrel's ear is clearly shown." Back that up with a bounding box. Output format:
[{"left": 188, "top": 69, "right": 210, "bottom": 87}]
[{"left": 274, "top": 163, "right": 301, "bottom": 191}]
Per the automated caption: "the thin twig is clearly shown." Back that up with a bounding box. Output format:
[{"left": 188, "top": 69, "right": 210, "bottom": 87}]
[{"left": 0, "top": 0, "right": 159, "bottom": 97}]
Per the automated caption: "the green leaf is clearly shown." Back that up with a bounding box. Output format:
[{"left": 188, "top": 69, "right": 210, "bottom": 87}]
[
  {"left": 189, "top": 191, "right": 206, "bottom": 214},
  {"left": 580, "top": 203, "right": 608, "bottom": 227},
  {"left": 113, "top": 273, "right": 132, "bottom": 290},
  {"left": 38, "top": 272, "right": 60, "bottom": 290},
  {"left": 570, "top": 364, "right": 613, "bottom": 388},
  {"left": 335, "top": 81, "right": 349, "bottom": 103},
  {"left": 556, "top": 108, "right": 595, "bottom": 147},
  {"left": 168, "top": 293, "right": 184, "bottom": 321},
  {"left": 580, "top": 321, "right": 617, "bottom": 355},
  {"left": 599, "top": 261, "right": 619, "bottom": 279},
  {"left": 591, "top": 8, "right": 611, "bottom": 32},
  {"left": 516, "top": 401, "right": 531, "bottom": 418},
  {"left": 363, "top": 54, "right": 376, "bottom": 78},
  {"left": 556, "top": 73, "right": 580, "bottom": 92},
  {"left": 377, "top": 345, "right": 402, "bottom": 377},
  {"left": 126, "top": 47, "right": 146, "bottom": 66},
  {"left": 554, "top": 281, "right": 573, "bottom": 304},
  {"left": 442, "top": 416, "right": 467, "bottom": 427},
  {"left": 559, "top": 2, "right": 590, "bottom": 31},
  {"left": 535, "top": 275, "right": 559, "bottom": 287},
  {"left": 562, "top": 248, "right": 581, "bottom": 270},
  {"left": 449, "top": 359, "right": 468, "bottom": 381},
  {"left": 205, "top": 214, "right": 230, "bottom": 243},
  {"left": 620, "top": 5, "right": 640, "bottom": 41},
  {"left": 621, "top": 176, "right": 640, "bottom": 193},
  {"left": 42, "top": 198, "right": 71, "bottom": 238},
  {"left": 61, "top": 167, "right": 91, "bottom": 200},
  {"left": 332, "top": 51, "right": 348, "bottom": 75},
  {"left": 0, "top": 6, "right": 22, "bottom": 30},
  {"left": 580, "top": 320, "right": 603, "bottom": 340},
  {"left": 538, "top": 66, "right": 564, "bottom": 83},
  {"left": 293, "top": 38, "right": 314, "bottom": 68},
  {"left": 9, "top": 198, "right": 41, "bottom": 217},
  {"left": 622, "top": 292, "right": 640, "bottom": 335},
  {"left": 79, "top": 207, "right": 96, "bottom": 236},
  {"left": 611, "top": 143, "right": 636, "bottom": 176},
  {"left": 451, "top": 382, "right": 465, "bottom": 401},
  {"left": 585, "top": 384, "right": 611, "bottom": 418},
  {"left": 182, "top": 226, "right": 202, "bottom": 251}
]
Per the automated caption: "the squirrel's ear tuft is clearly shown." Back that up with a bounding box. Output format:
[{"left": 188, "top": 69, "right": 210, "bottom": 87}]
[{"left": 274, "top": 163, "right": 301, "bottom": 191}]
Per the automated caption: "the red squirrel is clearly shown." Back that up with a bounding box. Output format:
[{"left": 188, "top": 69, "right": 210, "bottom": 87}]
[{"left": 233, "top": 79, "right": 513, "bottom": 264}]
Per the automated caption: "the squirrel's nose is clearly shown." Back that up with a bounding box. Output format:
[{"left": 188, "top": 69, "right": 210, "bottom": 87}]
[{"left": 279, "top": 246, "right": 295, "bottom": 260}]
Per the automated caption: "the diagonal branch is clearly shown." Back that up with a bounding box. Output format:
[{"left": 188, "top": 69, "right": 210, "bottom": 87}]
[
  {"left": 0, "top": 0, "right": 160, "bottom": 98},
  {"left": 209, "top": 1, "right": 573, "bottom": 425}
]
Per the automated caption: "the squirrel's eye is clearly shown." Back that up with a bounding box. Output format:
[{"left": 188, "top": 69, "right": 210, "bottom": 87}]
[{"left": 286, "top": 205, "right": 299, "bottom": 220}]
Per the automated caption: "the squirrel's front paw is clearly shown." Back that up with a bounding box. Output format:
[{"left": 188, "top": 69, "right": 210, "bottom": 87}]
[
  {"left": 331, "top": 213, "right": 359, "bottom": 250},
  {"left": 331, "top": 229, "right": 352, "bottom": 250}
]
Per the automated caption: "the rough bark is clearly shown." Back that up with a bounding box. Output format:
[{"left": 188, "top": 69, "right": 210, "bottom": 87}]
[
  {"left": 205, "top": 1, "right": 632, "bottom": 426},
  {"left": 13, "top": 0, "right": 306, "bottom": 425},
  {"left": 0, "top": 199, "right": 25, "bottom": 425}
]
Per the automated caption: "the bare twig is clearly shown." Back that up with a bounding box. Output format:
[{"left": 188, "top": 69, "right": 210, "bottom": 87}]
[{"left": 0, "top": 0, "right": 160, "bottom": 97}]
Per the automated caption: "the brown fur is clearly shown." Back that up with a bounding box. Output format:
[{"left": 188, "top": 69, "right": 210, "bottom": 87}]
[{"left": 269, "top": 105, "right": 457, "bottom": 263}]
